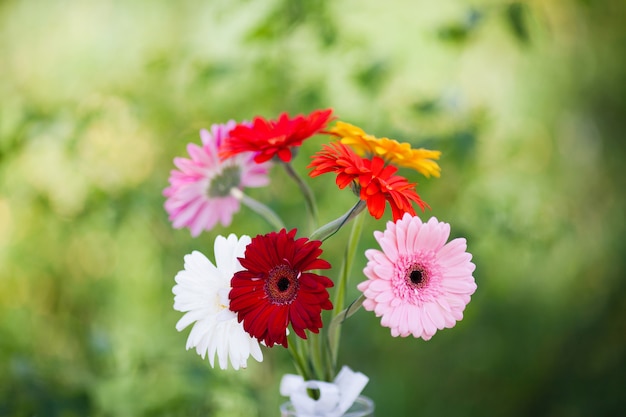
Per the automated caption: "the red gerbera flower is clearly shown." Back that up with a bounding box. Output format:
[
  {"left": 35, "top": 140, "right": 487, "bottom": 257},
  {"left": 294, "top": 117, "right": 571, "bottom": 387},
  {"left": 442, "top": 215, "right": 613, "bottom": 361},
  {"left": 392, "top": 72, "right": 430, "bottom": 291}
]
[
  {"left": 308, "top": 142, "right": 427, "bottom": 220},
  {"left": 228, "top": 228, "right": 334, "bottom": 348},
  {"left": 308, "top": 142, "right": 370, "bottom": 189},
  {"left": 220, "top": 109, "right": 333, "bottom": 164},
  {"left": 363, "top": 156, "right": 427, "bottom": 220}
]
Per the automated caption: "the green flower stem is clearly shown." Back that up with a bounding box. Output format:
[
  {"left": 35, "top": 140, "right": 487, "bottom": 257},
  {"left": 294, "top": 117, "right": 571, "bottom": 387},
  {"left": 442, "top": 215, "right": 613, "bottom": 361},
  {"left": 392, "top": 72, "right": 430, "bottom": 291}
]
[
  {"left": 327, "top": 295, "right": 365, "bottom": 350},
  {"left": 297, "top": 333, "right": 319, "bottom": 381},
  {"left": 320, "top": 323, "right": 334, "bottom": 382},
  {"left": 308, "top": 331, "right": 328, "bottom": 382},
  {"left": 281, "top": 161, "right": 318, "bottom": 230},
  {"left": 230, "top": 188, "right": 285, "bottom": 230},
  {"left": 310, "top": 200, "right": 367, "bottom": 242},
  {"left": 291, "top": 333, "right": 322, "bottom": 399},
  {"left": 287, "top": 333, "right": 309, "bottom": 380},
  {"left": 328, "top": 208, "right": 366, "bottom": 373}
]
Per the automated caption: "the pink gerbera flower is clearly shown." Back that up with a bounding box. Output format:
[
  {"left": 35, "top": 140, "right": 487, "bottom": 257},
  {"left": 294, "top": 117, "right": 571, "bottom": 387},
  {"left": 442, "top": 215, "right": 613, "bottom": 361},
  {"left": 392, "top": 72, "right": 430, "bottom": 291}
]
[
  {"left": 164, "top": 121, "right": 270, "bottom": 236},
  {"left": 358, "top": 214, "right": 477, "bottom": 340}
]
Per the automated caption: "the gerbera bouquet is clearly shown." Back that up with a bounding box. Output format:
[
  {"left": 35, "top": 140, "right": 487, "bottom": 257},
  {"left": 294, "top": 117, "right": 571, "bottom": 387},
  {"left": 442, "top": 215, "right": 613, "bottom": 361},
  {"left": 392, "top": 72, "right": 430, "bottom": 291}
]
[{"left": 165, "top": 109, "right": 477, "bottom": 415}]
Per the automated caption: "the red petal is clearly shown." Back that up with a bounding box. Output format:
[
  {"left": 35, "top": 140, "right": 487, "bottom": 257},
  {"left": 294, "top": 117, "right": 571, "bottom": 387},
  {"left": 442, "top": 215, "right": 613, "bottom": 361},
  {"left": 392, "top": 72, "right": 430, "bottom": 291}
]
[
  {"left": 277, "top": 147, "right": 293, "bottom": 162},
  {"left": 366, "top": 193, "right": 386, "bottom": 219}
]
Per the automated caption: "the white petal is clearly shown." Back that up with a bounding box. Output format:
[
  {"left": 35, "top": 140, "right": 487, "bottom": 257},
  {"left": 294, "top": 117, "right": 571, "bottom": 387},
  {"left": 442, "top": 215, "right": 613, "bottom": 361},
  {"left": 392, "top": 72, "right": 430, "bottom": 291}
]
[{"left": 171, "top": 238, "right": 263, "bottom": 370}]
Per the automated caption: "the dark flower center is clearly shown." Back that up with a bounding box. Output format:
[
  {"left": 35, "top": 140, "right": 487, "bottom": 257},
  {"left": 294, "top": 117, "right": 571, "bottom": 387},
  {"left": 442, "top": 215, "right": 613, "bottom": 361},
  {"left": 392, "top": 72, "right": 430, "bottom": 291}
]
[
  {"left": 265, "top": 264, "right": 299, "bottom": 305},
  {"left": 410, "top": 269, "right": 424, "bottom": 285},
  {"left": 406, "top": 264, "right": 429, "bottom": 289},
  {"left": 277, "top": 277, "right": 291, "bottom": 292},
  {"left": 208, "top": 165, "right": 241, "bottom": 197}
]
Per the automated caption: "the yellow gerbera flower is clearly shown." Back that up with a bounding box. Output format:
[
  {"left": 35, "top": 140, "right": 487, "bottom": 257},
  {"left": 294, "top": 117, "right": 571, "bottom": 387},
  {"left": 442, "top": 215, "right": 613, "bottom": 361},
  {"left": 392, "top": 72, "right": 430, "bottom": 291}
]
[{"left": 329, "top": 121, "right": 442, "bottom": 178}]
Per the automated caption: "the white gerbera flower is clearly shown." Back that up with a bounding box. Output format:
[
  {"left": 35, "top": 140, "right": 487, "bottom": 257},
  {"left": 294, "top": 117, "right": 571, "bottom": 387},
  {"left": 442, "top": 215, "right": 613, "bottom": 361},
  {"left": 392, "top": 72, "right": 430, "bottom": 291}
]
[{"left": 173, "top": 234, "right": 263, "bottom": 370}]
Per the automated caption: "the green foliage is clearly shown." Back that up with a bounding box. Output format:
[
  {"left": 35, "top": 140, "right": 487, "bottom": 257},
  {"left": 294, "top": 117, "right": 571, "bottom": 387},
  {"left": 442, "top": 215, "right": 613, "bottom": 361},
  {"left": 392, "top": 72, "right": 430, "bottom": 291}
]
[
  {"left": 1, "top": 0, "right": 625, "bottom": 416},
  {"left": 437, "top": 8, "right": 484, "bottom": 44},
  {"left": 505, "top": 2, "right": 531, "bottom": 44}
]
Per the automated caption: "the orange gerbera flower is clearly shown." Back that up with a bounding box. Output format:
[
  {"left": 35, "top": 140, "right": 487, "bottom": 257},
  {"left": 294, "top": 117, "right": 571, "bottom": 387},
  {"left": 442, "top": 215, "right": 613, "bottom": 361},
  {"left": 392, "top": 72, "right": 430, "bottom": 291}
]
[
  {"left": 308, "top": 142, "right": 427, "bottom": 220},
  {"left": 329, "top": 121, "right": 442, "bottom": 178}
]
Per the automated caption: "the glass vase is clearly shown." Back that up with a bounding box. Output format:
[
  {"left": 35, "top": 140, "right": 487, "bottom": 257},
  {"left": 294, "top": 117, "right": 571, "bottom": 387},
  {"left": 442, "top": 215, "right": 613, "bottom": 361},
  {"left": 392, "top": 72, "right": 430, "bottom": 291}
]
[{"left": 279, "top": 395, "right": 374, "bottom": 417}]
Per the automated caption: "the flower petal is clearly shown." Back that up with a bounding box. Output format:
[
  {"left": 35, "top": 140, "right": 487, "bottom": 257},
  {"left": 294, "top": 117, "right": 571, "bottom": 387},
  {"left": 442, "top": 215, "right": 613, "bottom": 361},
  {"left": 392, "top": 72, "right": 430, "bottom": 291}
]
[
  {"left": 360, "top": 216, "right": 476, "bottom": 340},
  {"left": 171, "top": 236, "right": 263, "bottom": 370}
]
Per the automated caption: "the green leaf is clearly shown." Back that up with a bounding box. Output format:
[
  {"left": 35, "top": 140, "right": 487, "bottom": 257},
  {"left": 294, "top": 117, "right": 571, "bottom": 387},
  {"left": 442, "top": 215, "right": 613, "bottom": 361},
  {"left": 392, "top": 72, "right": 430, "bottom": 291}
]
[
  {"left": 354, "top": 60, "right": 390, "bottom": 94},
  {"left": 506, "top": 2, "right": 531, "bottom": 44}
]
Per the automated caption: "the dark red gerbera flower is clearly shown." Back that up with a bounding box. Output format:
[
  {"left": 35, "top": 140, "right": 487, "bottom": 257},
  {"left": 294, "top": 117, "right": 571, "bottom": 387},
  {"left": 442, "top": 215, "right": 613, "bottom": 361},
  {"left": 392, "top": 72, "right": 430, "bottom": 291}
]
[
  {"left": 219, "top": 109, "right": 333, "bottom": 164},
  {"left": 308, "top": 142, "right": 427, "bottom": 220},
  {"left": 228, "top": 228, "right": 333, "bottom": 348}
]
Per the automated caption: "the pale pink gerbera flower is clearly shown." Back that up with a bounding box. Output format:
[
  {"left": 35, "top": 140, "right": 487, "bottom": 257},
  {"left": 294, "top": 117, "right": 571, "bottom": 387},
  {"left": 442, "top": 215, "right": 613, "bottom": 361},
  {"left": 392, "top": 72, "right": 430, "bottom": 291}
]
[
  {"left": 164, "top": 121, "right": 270, "bottom": 236},
  {"left": 358, "top": 213, "right": 477, "bottom": 340}
]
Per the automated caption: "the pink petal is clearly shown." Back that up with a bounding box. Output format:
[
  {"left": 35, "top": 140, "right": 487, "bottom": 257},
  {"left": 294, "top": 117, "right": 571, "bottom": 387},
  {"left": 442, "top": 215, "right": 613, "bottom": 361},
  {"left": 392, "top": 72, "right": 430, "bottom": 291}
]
[
  {"left": 374, "top": 290, "right": 395, "bottom": 303},
  {"left": 377, "top": 236, "right": 399, "bottom": 261},
  {"left": 424, "top": 303, "right": 446, "bottom": 330},
  {"left": 372, "top": 263, "right": 394, "bottom": 279}
]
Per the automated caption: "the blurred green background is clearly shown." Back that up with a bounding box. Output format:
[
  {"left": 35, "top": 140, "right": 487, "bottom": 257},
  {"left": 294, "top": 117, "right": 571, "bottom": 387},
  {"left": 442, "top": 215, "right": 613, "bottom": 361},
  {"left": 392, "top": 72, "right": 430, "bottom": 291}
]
[{"left": 1, "top": 0, "right": 625, "bottom": 416}]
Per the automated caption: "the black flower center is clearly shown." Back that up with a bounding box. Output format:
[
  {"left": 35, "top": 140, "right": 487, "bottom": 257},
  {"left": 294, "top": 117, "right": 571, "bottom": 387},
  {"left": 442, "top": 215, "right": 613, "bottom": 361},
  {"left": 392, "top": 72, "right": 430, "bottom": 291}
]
[
  {"left": 277, "top": 277, "right": 291, "bottom": 292},
  {"left": 265, "top": 264, "right": 299, "bottom": 305},
  {"left": 410, "top": 269, "right": 424, "bottom": 285},
  {"left": 406, "top": 264, "right": 429, "bottom": 289},
  {"left": 208, "top": 165, "right": 242, "bottom": 197}
]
